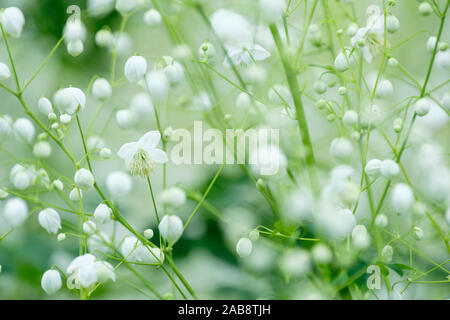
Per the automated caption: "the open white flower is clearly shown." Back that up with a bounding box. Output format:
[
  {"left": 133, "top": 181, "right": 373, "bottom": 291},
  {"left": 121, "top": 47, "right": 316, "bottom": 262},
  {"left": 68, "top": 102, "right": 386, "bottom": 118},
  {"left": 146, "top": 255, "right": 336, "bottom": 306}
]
[
  {"left": 118, "top": 131, "right": 168, "bottom": 177},
  {"left": 223, "top": 44, "right": 271, "bottom": 67}
]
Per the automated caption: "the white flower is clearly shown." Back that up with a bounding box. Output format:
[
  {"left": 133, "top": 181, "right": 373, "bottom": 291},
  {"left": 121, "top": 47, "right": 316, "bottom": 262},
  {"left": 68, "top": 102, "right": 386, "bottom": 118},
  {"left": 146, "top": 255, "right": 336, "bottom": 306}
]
[
  {"left": 259, "top": 0, "right": 286, "bottom": 23},
  {"left": 249, "top": 143, "right": 287, "bottom": 176},
  {"left": 145, "top": 70, "right": 169, "bottom": 102},
  {"left": 413, "top": 226, "right": 424, "bottom": 240},
  {"left": 74, "top": 168, "right": 94, "bottom": 191},
  {"left": 158, "top": 215, "right": 183, "bottom": 244},
  {"left": 63, "top": 20, "right": 86, "bottom": 43},
  {"left": 95, "top": 29, "right": 113, "bottom": 48},
  {"left": 41, "top": 270, "right": 62, "bottom": 295},
  {"left": 38, "top": 208, "right": 61, "bottom": 234},
  {"left": 69, "top": 188, "right": 82, "bottom": 201},
  {"left": 1, "top": 7, "right": 25, "bottom": 38},
  {"left": 352, "top": 225, "right": 370, "bottom": 249},
  {"left": 53, "top": 87, "right": 86, "bottom": 114},
  {"left": 57, "top": 233, "right": 66, "bottom": 241},
  {"left": 435, "top": 50, "right": 450, "bottom": 69},
  {"left": 381, "top": 245, "right": 393, "bottom": 262},
  {"left": 365, "top": 159, "right": 381, "bottom": 177},
  {"left": 67, "top": 254, "right": 115, "bottom": 289},
  {"left": 198, "top": 41, "right": 216, "bottom": 59},
  {"left": 312, "top": 244, "right": 333, "bottom": 264},
  {"left": 116, "top": 109, "right": 136, "bottom": 128},
  {"left": 0, "top": 188, "right": 9, "bottom": 200},
  {"left": 380, "top": 159, "right": 399, "bottom": 179},
  {"left": 236, "top": 237, "right": 253, "bottom": 257},
  {"left": 192, "top": 91, "right": 212, "bottom": 111},
  {"left": 282, "top": 188, "right": 313, "bottom": 223},
  {"left": 211, "top": 9, "right": 252, "bottom": 47},
  {"left": 375, "top": 79, "right": 393, "bottom": 99},
  {"left": 60, "top": 114, "right": 71, "bottom": 124},
  {"left": 38, "top": 97, "right": 53, "bottom": 115},
  {"left": 13, "top": 118, "right": 35, "bottom": 143},
  {"left": 83, "top": 221, "right": 97, "bottom": 235},
  {"left": 391, "top": 183, "right": 414, "bottom": 212},
  {"left": 116, "top": 0, "right": 139, "bottom": 15},
  {"left": 117, "top": 130, "right": 168, "bottom": 177},
  {"left": 94, "top": 203, "right": 112, "bottom": 224},
  {"left": 334, "top": 52, "right": 349, "bottom": 72},
  {"left": 0, "top": 62, "right": 11, "bottom": 80},
  {"left": 130, "top": 92, "right": 153, "bottom": 117},
  {"left": 164, "top": 60, "right": 184, "bottom": 85},
  {"left": 67, "top": 40, "right": 83, "bottom": 57},
  {"left": 375, "top": 214, "right": 388, "bottom": 227},
  {"left": 92, "top": 78, "right": 112, "bottom": 101},
  {"left": 330, "top": 137, "right": 353, "bottom": 160},
  {"left": 236, "top": 92, "right": 251, "bottom": 109},
  {"left": 106, "top": 171, "right": 132, "bottom": 197},
  {"left": 144, "top": 229, "right": 154, "bottom": 239},
  {"left": 318, "top": 208, "right": 356, "bottom": 240},
  {"left": 124, "top": 55, "right": 147, "bottom": 83},
  {"left": 143, "top": 9, "right": 161, "bottom": 27},
  {"left": 414, "top": 98, "right": 431, "bottom": 116},
  {"left": 120, "top": 236, "right": 164, "bottom": 264},
  {"left": 160, "top": 187, "right": 186, "bottom": 208},
  {"left": 88, "top": 0, "right": 115, "bottom": 17},
  {"left": 426, "top": 36, "right": 438, "bottom": 52},
  {"left": 4, "top": 197, "right": 28, "bottom": 227},
  {"left": 33, "top": 141, "right": 52, "bottom": 158},
  {"left": 279, "top": 249, "right": 311, "bottom": 277},
  {"left": 10, "top": 164, "right": 35, "bottom": 190},
  {"left": 0, "top": 115, "right": 12, "bottom": 137},
  {"left": 386, "top": 15, "right": 400, "bottom": 33},
  {"left": 223, "top": 44, "right": 271, "bottom": 67},
  {"left": 343, "top": 110, "right": 358, "bottom": 126}
]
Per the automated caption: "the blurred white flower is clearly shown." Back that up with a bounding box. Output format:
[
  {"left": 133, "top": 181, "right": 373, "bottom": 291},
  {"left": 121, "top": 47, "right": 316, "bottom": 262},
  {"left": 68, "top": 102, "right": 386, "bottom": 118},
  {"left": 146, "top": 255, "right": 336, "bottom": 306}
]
[
  {"left": 66, "top": 254, "right": 115, "bottom": 289},
  {"left": 144, "top": 9, "right": 161, "bottom": 27},
  {"left": 1, "top": 7, "right": 25, "bottom": 38},
  {"left": 74, "top": 168, "right": 94, "bottom": 191},
  {"left": 94, "top": 203, "right": 112, "bottom": 224},
  {"left": 92, "top": 78, "right": 112, "bottom": 101},
  {"left": 391, "top": 183, "right": 414, "bottom": 212},
  {"left": 124, "top": 55, "right": 147, "bottom": 83},
  {"left": 236, "top": 237, "right": 253, "bottom": 257},
  {"left": 38, "top": 208, "right": 61, "bottom": 234},
  {"left": 53, "top": 87, "right": 86, "bottom": 114},
  {"left": 145, "top": 70, "right": 169, "bottom": 102},
  {"left": 120, "top": 236, "right": 164, "bottom": 264},
  {"left": 38, "top": 97, "right": 53, "bottom": 115},
  {"left": 0, "top": 62, "right": 11, "bottom": 81},
  {"left": 160, "top": 187, "right": 186, "bottom": 208},
  {"left": 106, "top": 171, "right": 132, "bottom": 197},
  {"left": 4, "top": 197, "right": 28, "bottom": 227},
  {"left": 13, "top": 118, "right": 35, "bottom": 143}
]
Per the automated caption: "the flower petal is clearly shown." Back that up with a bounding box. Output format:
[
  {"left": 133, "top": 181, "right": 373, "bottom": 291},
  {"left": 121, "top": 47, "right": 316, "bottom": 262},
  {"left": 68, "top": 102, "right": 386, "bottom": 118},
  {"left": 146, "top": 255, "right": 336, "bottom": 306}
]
[
  {"left": 148, "top": 148, "right": 168, "bottom": 163},
  {"left": 137, "top": 131, "right": 161, "bottom": 149},
  {"left": 117, "top": 142, "right": 138, "bottom": 160}
]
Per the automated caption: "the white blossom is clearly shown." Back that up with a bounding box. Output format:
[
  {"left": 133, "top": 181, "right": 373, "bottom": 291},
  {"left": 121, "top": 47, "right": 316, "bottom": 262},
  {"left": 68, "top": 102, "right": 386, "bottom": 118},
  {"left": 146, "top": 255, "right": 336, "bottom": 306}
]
[
  {"left": 4, "top": 197, "right": 28, "bottom": 227},
  {"left": 158, "top": 215, "right": 183, "bottom": 244},
  {"left": 38, "top": 208, "right": 62, "bottom": 234},
  {"left": 41, "top": 270, "right": 62, "bottom": 295}
]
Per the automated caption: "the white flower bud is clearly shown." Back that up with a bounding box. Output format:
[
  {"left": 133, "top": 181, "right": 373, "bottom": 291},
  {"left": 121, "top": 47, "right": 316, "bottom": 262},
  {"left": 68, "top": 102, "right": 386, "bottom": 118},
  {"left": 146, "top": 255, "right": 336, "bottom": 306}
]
[
  {"left": 352, "top": 225, "right": 370, "bottom": 250},
  {"left": 144, "top": 228, "right": 154, "bottom": 239},
  {"left": 4, "top": 197, "right": 28, "bottom": 227},
  {"left": 13, "top": 118, "right": 35, "bottom": 143},
  {"left": 106, "top": 171, "right": 132, "bottom": 197},
  {"left": 63, "top": 20, "right": 86, "bottom": 42},
  {"left": 198, "top": 41, "right": 216, "bottom": 59},
  {"left": 388, "top": 57, "right": 398, "bottom": 67},
  {"left": 313, "top": 80, "right": 327, "bottom": 94},
  {"left": 116, "top": 109, "right": 136, "bottom": 128},
  {"left": 330, "top": 137, "right": 353, "bottom": 160},
  {"left": 164, "top": 61, "right": 184, "bottom": 85},
  {"left": 426, "top": 36, "right": 437, "bottom": 52},
  {"left": 280, "top": 249, "right": 311, "bottom": 277},
  {"left": 143, "top": 9, "right": 161, "bottom": 26},
  {"left": 120, "top": 236, "right": 164, "bottom": 264},
  {"left": 346, "top": 22, "right": 358, "bottom": 37},
  {"left": 53, "top": 87, "right": 86, "bottom": 114},
  {"left": 158, "top": 215, "right": 183, "bottom": 244},
  {"left": 99, "top": 148, "right": 112, "bottom": 158},
  {"left": 59, "top": 114, "right": 71, "bottom": 124},
  {"left": 334, "top": 52, "right": 349, "bottom": 72},
  {"left": 67, "top": 40, "right": 84, "bottom": 57},
  {"left": 413, "top": 226, "right": 424, "bottom": 240},
  {"left": 435, "top": 50, "right": 450, "bottom": 68},
  {"left": 365, "top": 159, "right": 381, "bottom": 177},
  {"left": 391, "top": 183, "right": 414, "bottom": 212},
  {"left": 41, "top": 270, "right": 62, "bottom": 295},
  {"left": 248, "top": 230, "right": 260, "bottom": 242},
  {"left": 94, "top": 203, "right": 112, "bottom": 224},
  {"left": 343, "top": 110, "right": 358, "bottom": 126},
  {"left": 418, "top": 2, "right": 432, "bottom": 16},
  {"left": 236, "top": 237, "right": 253, "bottom": 257},
  {"left": 0, "top": 62, "right": 11, "bottom": 81},
  {"left": 124, "top": 56, "right": 147, "bottom": 83},
  {"left": 57, "top": 233, "right": 66, "bottom": 241},
  {"left": 146, "top": 70, "right": 169, "bottom": 102},
  {"left": 381, "top": 245, "right": 394, "bottom": 262},
  {"left": 95, "top": 29, "right": 113, "bottom": 48},
  {"left": 235, "top": 92, "right": 251, "bottom": 109},
  {"left": 1, "top": 7, "right": 25, "bottom": 38},
  {"left": 116, "top": 0, "right": 139, "bottom": 15},
  {"left": 38, "top": 208, "right": 62, "bottom": 234},
  {"left": 160, "top": 187, "right": 186, "bottom": 208},
  {"left": 414, "top": 98, "right": 431, "bottom": 116},
  {"left": 83, "top": 220, "right": 97, "bottom": 235},
  {"left": 386, "top": 15, "right": 400, "bottom": 33},
  {"left": 375, "top": 80, "right": 393, "bottom": 99},
  {"left": 380, "top": 159, "right": 400, "bottom": 179},
  {"left": 33, "top": 141, "right": 52, "bottom": 158},
  {"left": 74, "top": 168, "right": 94, "bottom": 191},
  {"left": 375, "top": 214, "right": 388, "bottom": 227},
  {"left": 259, "top": 0, "right": 286, "bottom": 23},
  {"left": 312, "top": 243, "right": 332, "bottom": 264},
  {"left": 48, "top": 112, "right": 57, "bottom": 121},
  {"left": 92, "top": 78, "right": 112, "bottom": 101},
  {"left": 69, "top": 188, "right": 82, "bottom": 202},
  {"left": 130, "top": 93, "right": 153, "bottom": 117},
  {"left": 38, "top": 97, "right": 53, "bottom": 115}
]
